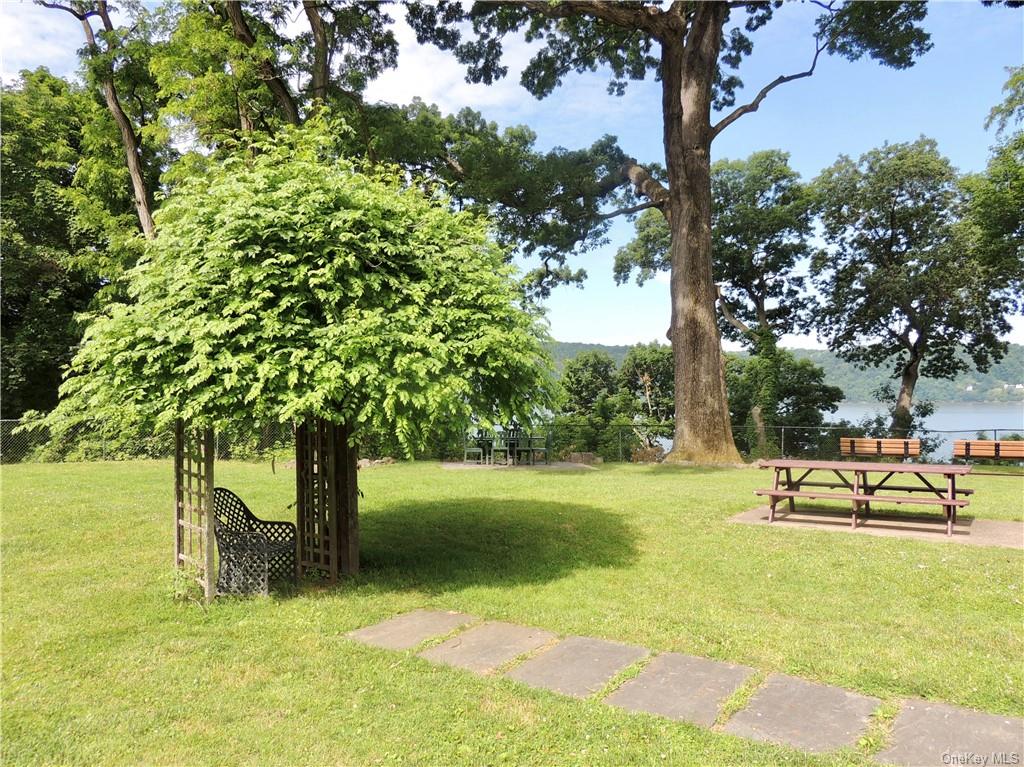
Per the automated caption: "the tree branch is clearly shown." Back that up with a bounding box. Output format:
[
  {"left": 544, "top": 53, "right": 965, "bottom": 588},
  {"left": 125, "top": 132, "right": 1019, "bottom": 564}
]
[
  {"left": 519, "top": 1, "right": 666, "bottom": 36},
  {"left": 711, "top": 37, "right": 825, "bottom": 138},
  {"left": 716, "top": 285, "right": 755, "bottom": 337},
  {"left": 620, "top": 158, "right": 670, "bottom": 209},
  {"left": 223, "top": 1, "right": 302, "bottom": 125},
  {"left": 38, "top": 1, "right": 98, "bottom": 21},
  {"left": 598, "top": 200, "right": 662, "bottom": 220}
]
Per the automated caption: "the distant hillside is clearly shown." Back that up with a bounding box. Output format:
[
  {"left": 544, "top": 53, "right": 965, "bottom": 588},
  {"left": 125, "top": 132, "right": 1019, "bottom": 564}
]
[{"left": 548, "top": 341, "right": 1024, "bottom": 403}]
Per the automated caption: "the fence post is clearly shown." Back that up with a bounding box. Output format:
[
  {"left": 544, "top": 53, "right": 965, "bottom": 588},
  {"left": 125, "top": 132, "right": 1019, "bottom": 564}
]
[
  {"left": 780, "top": 426, "right": 786, "bottom": 457},
  {"left": 102, "top": 434, "right": 107, "bottom": 461},
  {"left": 617, "top": 427, "right": 623, "bottom": 462},
  {"left": 994, "top": 429, "right": 999, "bottom": 441}
]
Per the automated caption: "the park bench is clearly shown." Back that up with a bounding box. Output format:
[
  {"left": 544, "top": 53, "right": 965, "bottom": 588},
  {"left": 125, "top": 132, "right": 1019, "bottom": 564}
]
[
  {"left": 839, "top": 437, "right": 920, "bottom": 459},
  {"left": 755, "top": 459, "right": 972, "bottom": 536},
  {"left": 953, "top": 439, "right": 1024, "bottom": 462}
]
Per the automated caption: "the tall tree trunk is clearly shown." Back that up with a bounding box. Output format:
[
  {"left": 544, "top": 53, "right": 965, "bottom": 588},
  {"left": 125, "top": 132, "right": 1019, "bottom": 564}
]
[
  {"left": 81, "top": 3, "right": 156, "bottom": 238},
  {"left": 662, "top": 5, "right": 741, "bottom": 464},
  {"left": 890, "top": 354, "right": 921, "bottom": 435},
  {"left": 303, "top": 0, "right": 330, "bottom": 102},
  {"left": 223, "top": 1, "right": 302, "bottom": 126}
]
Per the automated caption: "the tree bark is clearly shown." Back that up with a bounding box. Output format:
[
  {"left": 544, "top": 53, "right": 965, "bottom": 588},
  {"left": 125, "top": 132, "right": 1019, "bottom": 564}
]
[
  {"left": 662, "top": 4, "right": 741, "bottom": 464},
  {"left": 75, "top": 3, "right": 156, "bottom": 239},
  {"left": 890, "top": 354, "right": 921, "bottom": 436},
  {"left": 223, "top": 1, "right": 302, "bottom": 126},
  {"left": 302, "top": 0, "right": 330, "bottom": 102}
]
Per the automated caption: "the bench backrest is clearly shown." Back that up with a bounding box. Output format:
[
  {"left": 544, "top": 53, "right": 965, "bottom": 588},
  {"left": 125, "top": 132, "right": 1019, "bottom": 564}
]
[
  {"left": 953, "top": 440, "right": 1024, "bottom": 459},
  {"left": 839, "top": 437, "right": 921, "bottom": 458}
]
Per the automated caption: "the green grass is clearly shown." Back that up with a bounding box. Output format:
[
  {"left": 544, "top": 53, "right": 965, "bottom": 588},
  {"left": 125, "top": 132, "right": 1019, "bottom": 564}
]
[{"left": 3, "top": 460, "right": 1022, "bottom": 766}]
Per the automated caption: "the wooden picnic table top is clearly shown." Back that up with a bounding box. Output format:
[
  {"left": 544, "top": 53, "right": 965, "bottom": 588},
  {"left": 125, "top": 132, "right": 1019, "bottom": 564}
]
[{"left": 758, "top": 458, "right": 972, "bottom": 476}]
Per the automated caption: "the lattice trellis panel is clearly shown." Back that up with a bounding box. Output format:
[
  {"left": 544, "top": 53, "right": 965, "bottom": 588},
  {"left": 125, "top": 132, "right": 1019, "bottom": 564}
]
[
  {"left": 296, "top": 417, "right": 358, "bottom": 581},
  {"left": 174, "top": 421, "right": 215, "bottom": 600}
]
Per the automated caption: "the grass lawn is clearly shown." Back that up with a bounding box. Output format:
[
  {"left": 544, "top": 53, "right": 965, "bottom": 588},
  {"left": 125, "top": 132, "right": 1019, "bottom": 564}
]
[{"left": 3, "top": 460, "right": 1022, "bottom": 766}]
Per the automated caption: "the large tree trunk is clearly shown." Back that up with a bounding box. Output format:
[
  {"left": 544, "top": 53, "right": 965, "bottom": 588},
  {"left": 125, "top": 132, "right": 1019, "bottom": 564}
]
[
  {"left": 890, "top": 355, "right": 921, "bottom": 436},
  {"left": 662, "top": 6, "right": 741, "bottom": 464},
  {"left": 83, "top": 4, "right": 156, "bottom": 239}
]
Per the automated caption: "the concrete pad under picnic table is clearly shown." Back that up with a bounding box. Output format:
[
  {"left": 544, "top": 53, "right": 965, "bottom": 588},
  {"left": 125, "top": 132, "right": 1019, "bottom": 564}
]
[
  {"left": 505, "top": 635, "right": 649, "bottom": 698},
  {"left": 604, "top": 652, "right": 754, "bottom": 727},
  {"left": 346, "top": 609, "right": 475, "bottom": 650},
  {"left": 723, "top": 673, "right": 879, "bottom": 753},
  {"left": 418, "top": 621, "right": 557, "bottom": 674},
  {"left": 877, "top": 700, "right": 1024, "bottom": 766},
  {"left": 732, "top": 505, "right": 1023, "bottom": 549}
]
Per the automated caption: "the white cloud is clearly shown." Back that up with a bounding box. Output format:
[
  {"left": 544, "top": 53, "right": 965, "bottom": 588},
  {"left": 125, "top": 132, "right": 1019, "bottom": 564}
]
[
  {"left": 364, "top": 10, "right": 541, "bottom": 119},
  {"left": 0, "top": 1, "right": 84, "bottom": 83}
]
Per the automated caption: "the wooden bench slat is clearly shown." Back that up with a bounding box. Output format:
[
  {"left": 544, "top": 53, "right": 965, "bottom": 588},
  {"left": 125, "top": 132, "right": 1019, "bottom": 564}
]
[{"left": 839, "top": 437, "right": 921, "bottom": 457}]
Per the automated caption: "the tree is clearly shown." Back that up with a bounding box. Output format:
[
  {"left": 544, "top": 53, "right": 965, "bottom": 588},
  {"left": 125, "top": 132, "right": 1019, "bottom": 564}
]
[
  {"left": 616, "top": 150, "right": 814, "bottom": 453},
  {"left": 408, "top": 1, "right": 933, "bottom": 463},
  {"left": 44, "top": 118, "right": 555, "bottom": 461},
  {"left": 725, "top": 351, "right": 843, "bottom": 458},
  {"left": 0, "top": 69, "right": 102, "bottom": 418},
  {"left": 560, "top": 351, "right": 619, "bottom": 416},
  {"left": 617, "top": 342, "right": 674, "bottom": 423},
  {"left": 962, "top": 66, "right": 1024, "bottom": 291},
  {"left": 811, "top": 138, "right": 1018, "bottom": 434},
  {"left": 41, "top": 0, "right": 170, "bottom": 239},
  {"left": 616, "top": 150, "right": 813, "bottom": 354}
]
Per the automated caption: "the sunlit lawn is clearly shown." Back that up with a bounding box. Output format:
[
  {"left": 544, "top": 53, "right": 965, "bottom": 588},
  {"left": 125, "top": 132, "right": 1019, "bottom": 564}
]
[{"left": 3, "top": 460, "right": 1022, "bottom": 766}]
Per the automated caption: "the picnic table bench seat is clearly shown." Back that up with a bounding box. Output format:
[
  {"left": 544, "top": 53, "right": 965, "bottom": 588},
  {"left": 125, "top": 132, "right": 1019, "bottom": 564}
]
[{"left": 754, "top": 488, "right": 969, "bottom": 506}]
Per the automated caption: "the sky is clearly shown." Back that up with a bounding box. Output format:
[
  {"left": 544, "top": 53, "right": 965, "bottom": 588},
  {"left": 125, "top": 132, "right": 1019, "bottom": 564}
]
[{"left": 2, "top": 0, "right": 1023, "bottom": 349}]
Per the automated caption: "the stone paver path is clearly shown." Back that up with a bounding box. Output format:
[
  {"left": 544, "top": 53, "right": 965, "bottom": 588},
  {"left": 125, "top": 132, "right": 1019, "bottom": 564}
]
[
  {"left": 347, "top": 611, "right": 1024, "bottom": 762},
  {"left": 605, "top": 652, "right": 753, "bottom": 727},
  {"left": 507, "top": 636, "right": 648, "bottom": 698},
  {"left": 724, "top": 673, "right": 880, "bottom": 753},
  {"left": 877, "top": 700, "right": 1024, "bottom": 766},
  {"left": 418, "top": 621, "right": 556, "bottom": 674},
  {"left": 346, "top": 609, "right": 475, "bottom": 650}
]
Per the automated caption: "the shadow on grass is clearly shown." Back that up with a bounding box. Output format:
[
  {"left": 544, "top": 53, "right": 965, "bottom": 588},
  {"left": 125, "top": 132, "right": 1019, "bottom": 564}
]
[{"left": 355, "top": 497, "right": 639, "bottom": 592}]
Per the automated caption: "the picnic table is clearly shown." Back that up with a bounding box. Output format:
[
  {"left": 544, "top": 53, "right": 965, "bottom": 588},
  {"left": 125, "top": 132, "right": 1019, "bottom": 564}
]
[{"left": 755, "top": 459, "right": 973, "bottom": 536}]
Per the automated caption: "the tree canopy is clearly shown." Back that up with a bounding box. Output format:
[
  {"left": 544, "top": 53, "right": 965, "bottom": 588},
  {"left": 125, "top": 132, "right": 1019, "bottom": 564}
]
[
  {"left": 811, "top": 138, "right": 1018, "bottom": 432},
  {"left": 44, "top": 119, "right": 555, "bottom": 453}
]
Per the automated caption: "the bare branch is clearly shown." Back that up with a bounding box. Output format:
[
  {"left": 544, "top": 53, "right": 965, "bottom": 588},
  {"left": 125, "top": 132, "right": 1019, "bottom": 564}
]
[
  {"left": 711, "top": 38, "right": 825, "bottom": 138},
  {"left": 38, "top": 1, "right": 98, "bottom": 21},
  {"left": 598, "top": 200, "right": 662, "bottom": 220}
]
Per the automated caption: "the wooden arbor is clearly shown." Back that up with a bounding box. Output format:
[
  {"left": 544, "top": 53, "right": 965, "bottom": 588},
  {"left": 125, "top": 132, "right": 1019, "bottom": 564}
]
[{"left": 174, "top": 416, "right": 358, "bottom": 600}]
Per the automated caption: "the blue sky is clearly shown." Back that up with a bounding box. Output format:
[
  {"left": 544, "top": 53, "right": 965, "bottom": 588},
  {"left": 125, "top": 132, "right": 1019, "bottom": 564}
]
[{"left": 2, "top": 0, "right": 1022, "bottom": 347}]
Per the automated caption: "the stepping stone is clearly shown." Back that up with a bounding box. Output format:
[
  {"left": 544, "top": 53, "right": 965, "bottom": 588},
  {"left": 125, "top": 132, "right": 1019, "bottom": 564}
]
[
  {"left": 877, "top": 700, "right": 1024, "bottom": 766},
  {"left": 506, "top": 636, "right": 649, "bottom": 698},
  {"left": 347, "top": 609, "right": 475, "bottom": 650},
  {"left": 419, "top": 621, "right": 556, "bottom": 674},
  {"left": 605, "top": 652, "right": 754, "bottom": 727},
  {"left": 724, "top": 673, "right": 879, "bottom": 753}
]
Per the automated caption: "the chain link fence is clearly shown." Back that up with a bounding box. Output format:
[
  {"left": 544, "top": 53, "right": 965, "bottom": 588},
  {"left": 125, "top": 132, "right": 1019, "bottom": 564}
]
[
  {"left": 0, "top": 419, "right": 294, "bottom": 464},
  {"left": 2, "top": 417, "right": 1022, "bottom": 465}
]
